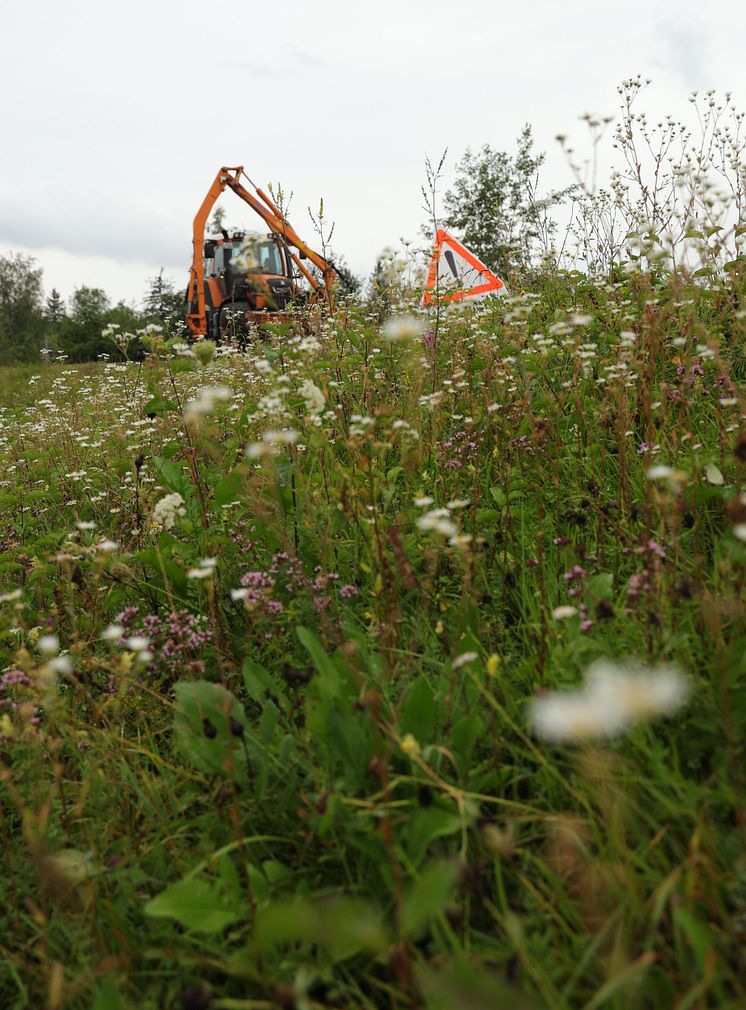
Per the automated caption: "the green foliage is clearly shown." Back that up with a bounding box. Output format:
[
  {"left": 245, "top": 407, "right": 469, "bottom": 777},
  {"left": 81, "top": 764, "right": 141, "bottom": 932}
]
[
  {"left": 145, "top": 877, "right": 244, "bottom": 933},
  {"left": 57, "top": 286, "right": 144, "bottom": 361},
  {"left": 143, "top": 268, "right": 184, "bottom": 326},
  {"left": 0, "top": 251, "right": 46, "bottom": 364},
  {"left": 442, "top": 126, "right": 571, "bottom": 279}
]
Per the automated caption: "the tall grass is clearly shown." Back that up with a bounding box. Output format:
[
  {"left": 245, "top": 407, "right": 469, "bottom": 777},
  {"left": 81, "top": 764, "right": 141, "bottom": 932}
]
[{"left": 1, "top": 263, "right": 745, "bottom": 1009}]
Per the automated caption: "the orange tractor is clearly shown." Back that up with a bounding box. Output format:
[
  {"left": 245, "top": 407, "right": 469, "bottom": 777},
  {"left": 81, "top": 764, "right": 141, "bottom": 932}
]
[{"left": 185, "top": 166, "right": 336, "bottom": 342}]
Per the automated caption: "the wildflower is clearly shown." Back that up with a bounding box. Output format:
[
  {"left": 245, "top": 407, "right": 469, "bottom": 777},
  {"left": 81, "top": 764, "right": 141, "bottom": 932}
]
[
  {"left": 230, "top": 587, "right": 250, "bottom": 601},
  {"left": 705, "top": 463, "right": 724, "bottom": 486},
  {"left": 527, "top": 659, "right": 690, "bottom": 743},
  {"left": 414, "top": 496, "right": 434, "bottom": 507},
  {"left": 348, "top": 415, "right": 375, "bottom": 437},
  {"left": 552, "top": 605, "right": 578, "bottom": 620},
  {"left": 96, "top": 539, "right": 119, "bottom": 553},
  {"left": 192, "top": 340, "right": 217, "bottom": 366},
  {"left": 151, "top": 492, "right": 187, "bottom": 530},
  {"left": 48, "top": 655, "right": 73, "bottom": 674},
  {"left": 76, "top": 520, "right": 97, "bottom": 531},
  {"left": 0, "top": 589, "right": 22, "bottom": 603},
  {"left": 184, "top": 384, "right": 233, "bottom": 419},
  {"left": 734, "top": 524, "right": 746, "bottom": 542},
  {"left": 447, "top": 498, "right": 470, "bottom": 509},
  {"left": 646, "top": 465, "right": 674, "bottom": 480},
  {"left": 299, "top": 378, "right": 325, "bottom": 417},
  {"left": 486, "top": 654, "right": 501, "bottom": 677},
  {"left": 416, "top": 509, "right": 458, "bottom": 538},
  {"left": 449, "top": 533, "right": 473, "bottom": 548},
  {"left": 401, "top": 733, "right": 421, "bottom": 756},
  {"left": 452, "top": 651, "right": 478, "bottom": 670},
  {"left": 124, "top": 636, "right": 150, "bottom": 652},
  {"left": 101, "top": 624, "right": 124, "bottom": 641},
  {"left": 37, "top": 635, "right": 60, "bottom": 656},
  {"left": 382, "top": 315, "right": 426, "bottom": 342},
  {"left": 187, "top": 557, "right": 217, "bottom": 580},
  {"left": 263, "top": 429, "right": 299, "bottom": 445}
]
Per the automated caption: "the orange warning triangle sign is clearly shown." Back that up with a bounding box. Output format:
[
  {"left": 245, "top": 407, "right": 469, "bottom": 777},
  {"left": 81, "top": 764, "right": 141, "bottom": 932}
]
[{"left": 422, "top": 229, "right": 506, "bottom": 306}]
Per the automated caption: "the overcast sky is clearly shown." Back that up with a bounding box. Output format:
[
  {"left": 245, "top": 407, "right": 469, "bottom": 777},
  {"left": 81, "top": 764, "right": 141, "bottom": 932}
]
[{"left": 2, "top": 0, "right": 746, "bottom": 306}]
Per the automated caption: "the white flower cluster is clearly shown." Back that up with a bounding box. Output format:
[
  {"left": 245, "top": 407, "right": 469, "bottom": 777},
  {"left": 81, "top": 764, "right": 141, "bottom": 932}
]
[
  {"left": 185, "top": 385, "right": 233, "bottom": 420},
  {"left": 391, "top": 419, "right": 420, "bottom": 441},
  {"left": 188, "top": 557, "right": 217, "bottom": 580},
  {"left": 246, "top": 428, "right": 299, "bottom": 459},
  {"left": 349, "top": 415, "right": 375, "bottom": 438},
  {"left": 151, "top": 492, "right": 187, "bottom": 530},
  {"left": 299, "top": 379, "right": 325, "bottom": 424},
  {"left": 416, "top": 509, "right": 458, "bottom": 537},
  {"left": 528, "top": 659, "right": 690, "bottom": 743},
  {"left": 382, "top": 315, "right": 426, "bottom": 342}
]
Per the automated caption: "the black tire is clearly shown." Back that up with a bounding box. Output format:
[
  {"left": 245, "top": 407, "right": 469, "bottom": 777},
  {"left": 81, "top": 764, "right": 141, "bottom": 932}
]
[{"left": 218, "top": 301, "right": 250, "bottom": 347}]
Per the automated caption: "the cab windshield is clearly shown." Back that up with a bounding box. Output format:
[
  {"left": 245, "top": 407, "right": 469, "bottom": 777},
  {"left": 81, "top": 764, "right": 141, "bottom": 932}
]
[
  {"left": 208, "top": 238, "right": 286, "bottom": 276},
  {"left": 253, "top": 240, "right": 284, "bottom": 275}
]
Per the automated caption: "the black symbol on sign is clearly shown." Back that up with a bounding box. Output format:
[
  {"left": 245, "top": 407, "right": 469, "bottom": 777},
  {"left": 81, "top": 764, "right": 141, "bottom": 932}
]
[{"left": 444, "top": 250, "right": 459, "bottom": 279}]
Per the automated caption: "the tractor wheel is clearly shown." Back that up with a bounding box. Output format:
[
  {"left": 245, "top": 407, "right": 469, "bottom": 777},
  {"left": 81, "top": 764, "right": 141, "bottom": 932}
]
[{"left": 218, "top": 301, "right": 250, "bottom": 348}]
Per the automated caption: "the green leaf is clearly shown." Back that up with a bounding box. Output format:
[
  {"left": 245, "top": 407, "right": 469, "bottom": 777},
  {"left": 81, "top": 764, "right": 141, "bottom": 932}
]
[
  {"left": 213, "top": 465, "right": 248, "bottom": 510},
  {"left": 170, "top": 357, "right": 198, "bottom": 375},
  {"left": 92, "top": 977, "right": 125, "bottom": 1010},
  {"left": 152, "top": 455, "right": 194, "bottom": 500},
  {"left": 400, "top": 860, "right": 459, "bottom": 937},
  {"left": 255, "top": 896, "right": 388, "bottom": 960},
  {"left": 142, "top": 395, "right": 177, "bottom": 417},
  {"left": 416, "top": 959, "right": 536, "bottom": 1010},
  {"left": 297, "top": 626, "right": 340, "bottom": 699},
  {"left": 674, "top": 906, "right": 712, "bottom": 973},
  {"left": 173, "top": 680, "right": 250, "bottom": 777},
  {"left": 585, "top": 572, "right": 613, "bottom": 605},
  {"left": 136, "top": 542, "right": 188, "bottom": 598},
  {"left": 449, "top": 713, "right": 482, "bottom": 770},
  {"left": 401, "top": 676, "right": 436, "bottom": 744},
  {"left": 243, "top": 657, "right": 288, "bottom": 711},
  {"left": 406, "top": 807, "right": 464, "bottom": 866},
  {"left": 145, "top": 877, "right": 243, "bottom": 933},
  {"left": 326, "top": 706, "right": 374, "bottom": 782}
]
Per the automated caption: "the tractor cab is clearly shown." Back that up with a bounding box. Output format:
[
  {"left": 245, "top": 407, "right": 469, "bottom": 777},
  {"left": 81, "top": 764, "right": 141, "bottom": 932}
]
[
  {"left": 199, "top": 232, "right": 299, "bottom": 340},
  {"left": 203, "top": 231, "right": 288, "bottom": 281}
]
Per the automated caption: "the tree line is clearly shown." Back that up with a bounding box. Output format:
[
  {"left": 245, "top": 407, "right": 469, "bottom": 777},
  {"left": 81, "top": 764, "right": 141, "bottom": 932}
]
[{"left": 0, "top": 255, "right": 184, "bottom": 365}]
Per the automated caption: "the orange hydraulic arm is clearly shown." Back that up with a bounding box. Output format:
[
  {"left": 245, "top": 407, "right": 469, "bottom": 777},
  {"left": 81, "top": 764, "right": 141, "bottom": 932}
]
[{"left": 186, "top": 166, "right": 335, "bottom": 338}]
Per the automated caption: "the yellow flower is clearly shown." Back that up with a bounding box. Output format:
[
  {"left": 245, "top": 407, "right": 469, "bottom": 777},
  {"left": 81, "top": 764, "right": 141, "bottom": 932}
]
[
  {"left": 486, "top": 654, "right": 501, "bottom": 678},
  {"left": 401, "top": 734, "right": 420, "bottom": 757}
]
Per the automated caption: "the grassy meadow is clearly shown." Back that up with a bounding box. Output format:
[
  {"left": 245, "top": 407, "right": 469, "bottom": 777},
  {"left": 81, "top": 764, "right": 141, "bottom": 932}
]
[{"left": 1, "top": 270, "right": 746, "bottom": 1009}]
